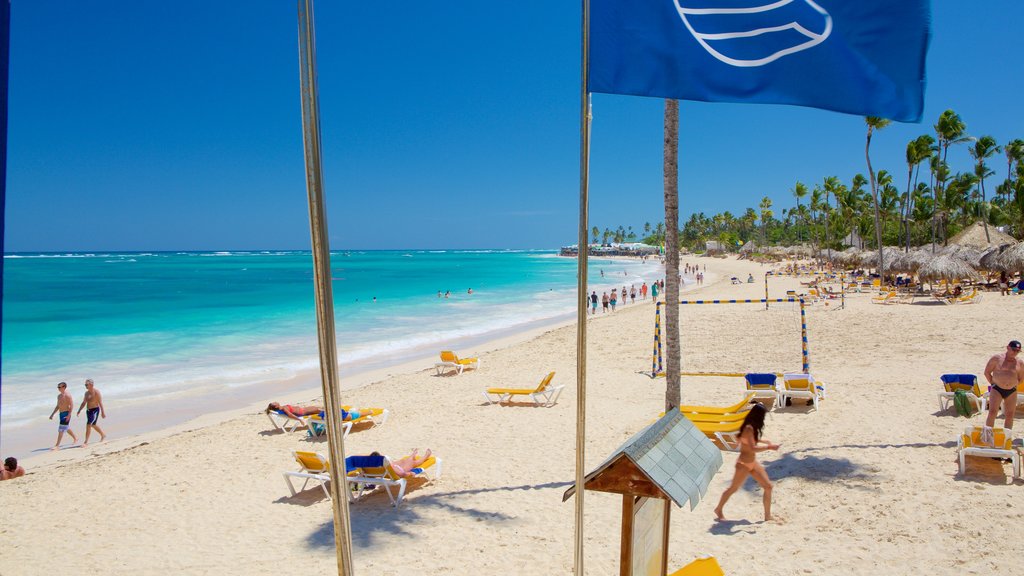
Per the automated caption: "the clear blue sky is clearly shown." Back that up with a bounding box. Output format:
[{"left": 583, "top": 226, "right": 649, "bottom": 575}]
[{"left": 5, "top": 2, "right": 1023, "bottom": 251}]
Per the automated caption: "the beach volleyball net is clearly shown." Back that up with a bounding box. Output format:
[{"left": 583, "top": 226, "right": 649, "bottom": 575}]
[{"left": 650, "top": 298, "right": 809, "bottom": 377}]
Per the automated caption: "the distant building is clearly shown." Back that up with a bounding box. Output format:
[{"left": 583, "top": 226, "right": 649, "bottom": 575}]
[
  {"left": 705, "top": 240, "right": 723, "bottom": 253},
  {"left": 559, "top": 242, "right": 660, "bottom": 257}
]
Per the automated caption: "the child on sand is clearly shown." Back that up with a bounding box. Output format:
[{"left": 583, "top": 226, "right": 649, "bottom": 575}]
[{"left": 713, "top": 403, "right": 780, "bottom": 522}]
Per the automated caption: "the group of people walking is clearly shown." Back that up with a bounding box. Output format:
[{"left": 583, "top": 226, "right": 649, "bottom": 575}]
[
  {"left": 48, "top": 379, "right": 107, "bottom": 450},
  {"left": 588, "top": 281, "right": 656, "bottom": 314}
]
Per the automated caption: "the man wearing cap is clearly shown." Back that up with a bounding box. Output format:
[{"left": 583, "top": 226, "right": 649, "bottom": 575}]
[{"left": 982, "top": 340, "right": 1024, "bottom": 440}]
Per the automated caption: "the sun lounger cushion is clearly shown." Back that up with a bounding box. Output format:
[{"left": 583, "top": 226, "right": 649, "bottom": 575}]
[{"left": 745, "top": 373, "right": 777, "bottom": 387}]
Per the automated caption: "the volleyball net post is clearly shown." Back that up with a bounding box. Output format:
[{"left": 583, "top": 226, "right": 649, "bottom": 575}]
[{"left": 650, "top": 297, "right": 810, "bottom": 377}]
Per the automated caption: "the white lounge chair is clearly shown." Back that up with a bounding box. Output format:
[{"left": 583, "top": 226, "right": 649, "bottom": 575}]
[
  {"left": 743, "top": 373, "right": 779, "bottom": 407},
  {"left": 345, "top": 453, "right": 443, "bottom": 507},
  {"left": 435, "top": 351, "right": 479, "bottom": 375},
  {"left": 957, "top": 426, "right": 1020, "bottom": 479},
  {"left": 779, "top": 372, "right": 825, "bottom": 410},
  {"left": 282, "top": 451, "right": 332, "bottom": 498},
  {"left": 266, "top": 409, "right": 309, "bottom": 433},
  {"left": 937, "top": 374, "right": 987, "bottom": 413}
]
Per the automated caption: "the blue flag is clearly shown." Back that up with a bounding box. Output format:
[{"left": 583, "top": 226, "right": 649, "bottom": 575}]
[{"left": 589, "top": 0, "right": 930, "bottom": 121}]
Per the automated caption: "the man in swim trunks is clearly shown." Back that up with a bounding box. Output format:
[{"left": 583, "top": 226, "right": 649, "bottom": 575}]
[
  {"left": 590, "top": 291, "right": 598, "bottom": 315},
  {"left": 48, "top": 381, "right": 78, "bottom": 450},
  {"left": 982, "top": 340, "right": 1024, "bottom": 437},
  {"left": 77, "top": 379, "right": 107, "bottom": 446}
]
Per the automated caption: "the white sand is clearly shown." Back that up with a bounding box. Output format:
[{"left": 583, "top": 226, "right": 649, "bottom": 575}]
[{"left": 1, "top": 255, "right": 1021, "bottom": 575}]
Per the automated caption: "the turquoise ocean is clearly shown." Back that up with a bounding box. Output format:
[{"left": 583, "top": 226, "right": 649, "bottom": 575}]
[{"left": 2, "top": 250, "right": 662, "bottom": 454}]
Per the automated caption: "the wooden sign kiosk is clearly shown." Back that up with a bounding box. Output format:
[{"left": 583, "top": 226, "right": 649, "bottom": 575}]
[{"left": 564, "top": 411, "right": 723, "bottom": 576}]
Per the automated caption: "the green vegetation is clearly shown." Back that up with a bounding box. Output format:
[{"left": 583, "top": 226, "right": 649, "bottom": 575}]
[{"left": 595, "top": 109, "right": 1024, "bottom": 252}]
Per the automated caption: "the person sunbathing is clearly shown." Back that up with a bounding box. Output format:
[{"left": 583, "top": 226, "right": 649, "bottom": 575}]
[
  {"left": 267, "top": 402, "right": 363, "bottom": 422},
  {"left": 266, "top": 402, "right": 323, "bottom": 421},
  {"left": 388, "top": 449, "right": 433, "bottom": 477}
]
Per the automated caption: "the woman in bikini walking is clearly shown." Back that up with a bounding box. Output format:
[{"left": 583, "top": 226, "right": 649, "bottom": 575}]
[{"left": 713, "top": 402, "right": 780, "bottom": 522}]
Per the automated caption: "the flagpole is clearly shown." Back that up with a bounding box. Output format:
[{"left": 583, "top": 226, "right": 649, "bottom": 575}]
[
  {"left": 296, "top": 2, "right": 355, "bottom": 575},
  {"left": 574, "top": 0, "right": 591, "bottom": 573}
]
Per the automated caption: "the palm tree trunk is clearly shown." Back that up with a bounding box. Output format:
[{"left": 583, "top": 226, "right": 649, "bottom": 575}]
[
  {"left": 866, "top": 130, "right": 884, "bottom": 277},
  {"left": 980, "top": 179, "right": 991, "bottom": 242},
  {"left": 663, "top": 99, "right": 681, "bottom": 411}
]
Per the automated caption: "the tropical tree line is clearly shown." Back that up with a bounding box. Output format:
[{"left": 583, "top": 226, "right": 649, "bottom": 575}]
[{"left": 600, "top": 110, "right": 1024, "bottom": 255}]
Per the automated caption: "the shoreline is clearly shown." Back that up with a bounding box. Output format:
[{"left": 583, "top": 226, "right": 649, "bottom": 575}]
[{"left": 5, "top": 261, "right": 719, "bottom": 468}]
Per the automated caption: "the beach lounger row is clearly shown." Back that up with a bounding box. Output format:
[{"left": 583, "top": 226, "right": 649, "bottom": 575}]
[
  {"left": 673, "top": 394, "right": 756, "bottom": 452},
  {"left": 744, "top": 373, "right": 825, "bottom": 410},
  {"left": 283, "top": 450, "right": 442, "bottom": 507}
]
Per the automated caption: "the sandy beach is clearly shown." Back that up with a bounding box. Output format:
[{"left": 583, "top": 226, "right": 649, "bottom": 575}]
[{"left": 2, "top": 254, "right": 1022, "bottom": 575}]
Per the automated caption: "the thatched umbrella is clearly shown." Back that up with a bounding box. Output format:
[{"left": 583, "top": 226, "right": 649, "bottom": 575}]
[
  {"left": 945, "top": 245, "right": 984, "bottom": 268},
  {"left": 979, "top": 245, "right": 1011, "bottom": 271},
  {"left": 860, "top": 246, "right": 903, "bottom": 272},
  {"left": 901, "top": 249, "right": 933, "bottom": 273},
  {"left": 997, "top": 241, "right": 1024, "bottom": 272},
  {"left": 917, "top": 254, "right": 980, "bottom": 282}
]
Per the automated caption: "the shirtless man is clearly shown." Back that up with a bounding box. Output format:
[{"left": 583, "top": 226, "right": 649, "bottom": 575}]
[
  {"left": 77, "top": 379, "right": 107, "bottom": 446},
  {"left": 48, "top": 382, "right": 78, "bottom": 449},
  {"left": 982, "top": 340, "right": 1024, "bottom": 436},
  {"left": 1, "top": 457, "right": 26, "bottom": 480}
]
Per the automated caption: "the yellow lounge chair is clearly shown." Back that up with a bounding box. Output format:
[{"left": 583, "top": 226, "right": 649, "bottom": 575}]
[
  {"left": 691, "top": 419, "right": 745, "bottom": 451},
  {"left": 670, "top": 557, "right": 724, "bottom": 576},
  {"left": 483, "top": 371, "right": 563, "bottom": 407},
  {"left": 683, "top": 411, "right": 750, "bottom": 424},
  {"left": 957, "top": 426, "right": 1020, "bottom": 479},
  {"left": 283, "top": 450, "right": 332, "bottom": 498},
  {"left": 346, "top": 453, "right": 443, "bottom": 507},
  {"left": 937, "top": 374, "right": 987, "bottom": 413},
  {"left": 679, "top": 392, "right": 755, "bottom": 415},
  {"left": 871, "top": 290, "right": 897, "bottom": 304},
  {"left": 435, "top": 350, "right": 479, "bottom": 375},
  {"left": 780, "top": 372, "right": 824, "bottom": 410},
  {"left": 305, "top": 406, "right": 388, "bottom": 437}
]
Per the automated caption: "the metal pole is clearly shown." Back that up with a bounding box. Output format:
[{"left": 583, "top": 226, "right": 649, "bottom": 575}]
[
  {"left": 799, "top": 298, "right": 810, "bottom": 373},
  {"left": 764, "top": 274, "right": 769, "bottom": 310},
  {"left": 574, "top": 1, "right": 591, "bottom": 573},
  {"left": 296, "top": 2, "right": 354, "bottom": 574}
]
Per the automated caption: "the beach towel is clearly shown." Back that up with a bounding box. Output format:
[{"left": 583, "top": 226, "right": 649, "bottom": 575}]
[{"left": 953, "top": 389, "right": 974, "bottom": 417}]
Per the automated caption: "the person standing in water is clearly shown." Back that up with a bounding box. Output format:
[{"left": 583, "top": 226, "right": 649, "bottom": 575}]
[{"left": 713, "top": 403, "right": 780, "bottom": 522}]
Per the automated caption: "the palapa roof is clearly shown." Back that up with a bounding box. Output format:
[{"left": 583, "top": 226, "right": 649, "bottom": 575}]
[
  {"left": 947, "top": 221, "right": 1017, "bottom": 249},
  {"left": 917, "top": 254, "right": 980, "bottom": 281},
  {"left": 562, "top": 411, "right": 722, "bottom": 510},
  {"left": 998, "top": 242, "right": 1024, "bottom": 272}
]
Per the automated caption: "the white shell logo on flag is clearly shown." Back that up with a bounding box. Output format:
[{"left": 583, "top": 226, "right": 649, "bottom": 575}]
[{"left": 674, "top": 0, "right": 833, "bottom": 67}]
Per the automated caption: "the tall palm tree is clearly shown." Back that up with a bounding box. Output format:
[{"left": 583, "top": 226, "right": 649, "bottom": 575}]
[
  {"left": 822, "top": 176, "right": 840, "bottom": 258},
  {"left": 809, "top": 185, "right": 822, "bottom": 253},
  {"left": 864, "top": 116, "right": 891, "bottom": 275},
  {"left": 662, "top": 99, "right": 680, "bottom": 411},
  {"left": 1006, "top": 139, "right": 1024, "bottom": 187},
  {"left": 591, "top": 226, "right": 599, "bottom": 245},
  {"left": 934, "top": 110, "right": 969, "bottom": 246},
  {"left": 902, "top": 135, "right": 934, "bottom": 250},
  {"left": 759, "top": 196, "right": 773, "bottom": 245},
  {"left": 969, "top": 135, "right": 1001, "bottom": 242},
  {"left": 791, "top": 181, "right": 807, "bottom": 243}
]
